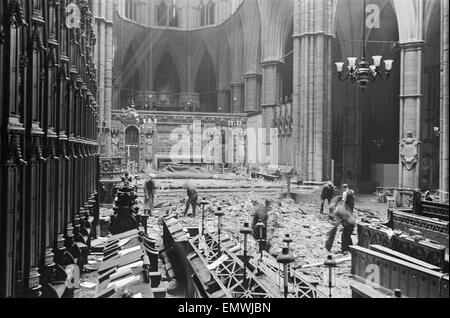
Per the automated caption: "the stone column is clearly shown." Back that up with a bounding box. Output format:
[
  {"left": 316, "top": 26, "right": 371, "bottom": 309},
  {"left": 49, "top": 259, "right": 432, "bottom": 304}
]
[
  {"left": 243, "top": 73, "right": 261, "bottom": 113},
  {"left": 261, "top": 60, "right": 282, "bottom": 107},
  {"left": 96, "top": 0, "right": 106, "bottom": 154},
  {"left": 216, "top": 89, "right": 230, "bottom": 113},
  {"left": 441, "top": 0, "right": 449, "bottom": 200},
  {"left": 104, "top": 0, "right": 114, "bottom": 155},
  {"left": 292, "top": 0, "right": 334, "bottom": 182},
  {"left": 398, "top": 41, "right": 425, "bottom": 188},
  {"left": 231, "top": 83, "right": 244, "bottom": 113}
]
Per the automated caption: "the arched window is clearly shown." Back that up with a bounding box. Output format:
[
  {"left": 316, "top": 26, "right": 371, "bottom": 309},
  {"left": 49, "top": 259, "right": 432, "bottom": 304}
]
[
  {"left": 125, "top": 0, "right": 140, "bottom": 21},
  {"left": 199, "top": 1, "right": 215, "bottom": 26},
  {"left": 207, "top": 1, "right": 215, "bottom": 25},
  {"left": 157, "top": 1, "right": 179, "bottom": 27},
  {"left": 199, "top": 2, "right": 205, "bottom": 26},
  {"left": 157, "top": 1, "right": 168, "bottom": 26},
  {"left": 169, "top": 2, "right": 179, "bottom": 27}
]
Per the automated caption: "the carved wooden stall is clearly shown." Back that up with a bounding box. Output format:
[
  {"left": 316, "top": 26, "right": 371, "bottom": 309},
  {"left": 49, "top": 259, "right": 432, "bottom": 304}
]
[
  {"left": 0, "top": 0, "right": 99, "bottom": 298},
  {"left": 94, "top": 229, "right": 166, "bottom": 298},
  {"left": 353, "top": 193, "right": 449, "bottom": 297}
]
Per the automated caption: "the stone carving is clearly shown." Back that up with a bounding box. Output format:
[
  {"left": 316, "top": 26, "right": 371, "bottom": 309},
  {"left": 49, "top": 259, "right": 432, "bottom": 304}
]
[
  {"left": 121, "top": 104, "right": 139, "bottom": 122},
  {"left": 144, "top": 132, "right": 154, "bottom": 162},
  {"left": 400, "top": 131, "right": 421, "bottom": 171},
  {"left": 111, "top": 132, "right": 119, "bottom": 155}
]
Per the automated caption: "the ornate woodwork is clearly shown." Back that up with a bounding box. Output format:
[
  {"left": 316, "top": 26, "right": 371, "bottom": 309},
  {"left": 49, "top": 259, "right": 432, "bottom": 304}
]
[{"left": 0, "top": 0, "right": 99, "bottom": 298}]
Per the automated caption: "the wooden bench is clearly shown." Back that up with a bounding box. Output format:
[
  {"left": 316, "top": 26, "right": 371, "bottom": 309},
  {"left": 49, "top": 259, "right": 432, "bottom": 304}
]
[
  {"left": 358, "top": 222, "right": 447, "bottom": 271},
  {"left": 368, "top": 245, "right": 441, "bottom": 272},
  {"left": 383, "top": 209, "right": 449, "bottom": 248},
  {"left": 416, "top": 200, "right": 449, "bottom": 221},
  {"left": 351, "top": 245, "right": 449, "bottom": 298}
]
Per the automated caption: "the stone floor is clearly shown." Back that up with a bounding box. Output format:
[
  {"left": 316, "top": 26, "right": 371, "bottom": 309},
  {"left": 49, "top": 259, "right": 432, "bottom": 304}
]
[{"left": 77, "top": 178, "right": 388, "bottom": 298}]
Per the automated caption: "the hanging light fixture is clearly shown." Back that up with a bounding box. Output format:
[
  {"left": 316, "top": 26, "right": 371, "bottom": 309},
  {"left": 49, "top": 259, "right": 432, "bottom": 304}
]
[{"left": 335, "top": 0, "right": 394, "bottom": 90}]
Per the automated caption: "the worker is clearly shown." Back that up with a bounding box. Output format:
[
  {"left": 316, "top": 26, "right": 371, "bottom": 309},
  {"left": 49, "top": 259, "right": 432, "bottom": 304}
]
[
  {"left": 325, "top": 185, "right": 356, "bottom": 254},
  {"left": 320, "top": 181, "right": 336, "bottom": 214},
  {"left": 143, "top": 177, "right": 156, "bottom": 216},
  {"left": 184, "top": 183, "right": 198, "bottom": 217},
  {"left": 251, "top": 200, "right": 273, "bottom": 252}
]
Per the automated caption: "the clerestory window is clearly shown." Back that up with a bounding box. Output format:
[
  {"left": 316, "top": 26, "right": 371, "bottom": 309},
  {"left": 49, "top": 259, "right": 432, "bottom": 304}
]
[
  {"left": 157, "top": 0, "right": 179, "bottom": 27},
  {"left": 199, "top": 1, "right": 215, "bottom": 26}
]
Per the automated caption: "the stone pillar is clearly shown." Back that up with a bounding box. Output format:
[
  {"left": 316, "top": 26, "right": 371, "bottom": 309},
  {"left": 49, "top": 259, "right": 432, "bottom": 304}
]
[
  {"left": 292, "top": 0, "right": 334, "bottom": 182},
  {"left": 216, "top": 89, "right": 230, "bottom": 113},
  {"left": 96, "top": 0, "right": 106, "bottom": 154},
  {"left": 243, "top": 73, "right": 261, "bottom": 113},
  {"left": 261, "top": 60, "right": 282, "bottom": 107},
  {"left": 398, "top": 41, "right": 424, "bottom": 188},
  {"left": 104, "top": 0, "right": 114, "bottom": 155},
  {"left": 231, "top": 83, "right": 244, "bottom": 113},
  {"left": 441, "top": 0, "right": 449, "bottom": 200}
]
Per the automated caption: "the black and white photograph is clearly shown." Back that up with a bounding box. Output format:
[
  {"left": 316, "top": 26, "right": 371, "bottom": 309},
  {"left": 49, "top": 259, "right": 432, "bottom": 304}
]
[{"left": 0, "top": 0, "right": 448, "bottom": 303}]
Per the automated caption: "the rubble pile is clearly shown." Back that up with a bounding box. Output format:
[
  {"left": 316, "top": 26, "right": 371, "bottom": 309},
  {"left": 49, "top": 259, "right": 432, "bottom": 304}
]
[
  {"left": 156, "top": 191, "right": 358, "bottom": 298},
  {"left": 94, "top": 178, "right": 386, "bottom": 298}
]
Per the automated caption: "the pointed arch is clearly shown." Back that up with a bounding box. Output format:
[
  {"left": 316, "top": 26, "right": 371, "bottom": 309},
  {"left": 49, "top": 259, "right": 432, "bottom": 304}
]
[
  {"left": 157, "top": 1, "right": 169, "bottom": 26},
  {"left": 153, "top": 53, "right": 181, "bottom": 93},
  {"left": 195, "top": 51, "right": 217, "bottom": 112},
  {"left": 122, "top": 42, "right": 145, "bottom": 90},
  {"left": 258, "top": 0, "right": 294, "bottom": 61},
  {"left": 151, "top": 36, "right": 188, "bottom": 91}
]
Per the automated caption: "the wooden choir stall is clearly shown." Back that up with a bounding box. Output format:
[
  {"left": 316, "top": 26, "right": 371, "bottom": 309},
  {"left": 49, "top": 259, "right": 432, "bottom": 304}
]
[{"left": 0, "top": 0, "right": 100, "bottom": 298}]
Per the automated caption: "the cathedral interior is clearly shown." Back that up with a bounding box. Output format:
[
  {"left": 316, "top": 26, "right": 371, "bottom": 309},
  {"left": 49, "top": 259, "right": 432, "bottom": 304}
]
[{"left": 0, "top": 0, "right": 449, "bottom": 300}]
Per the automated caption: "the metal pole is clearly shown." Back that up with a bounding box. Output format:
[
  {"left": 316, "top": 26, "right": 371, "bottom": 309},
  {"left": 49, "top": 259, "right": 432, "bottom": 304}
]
[
  {"left": 243, "top": 233, "right": 248, "bottom": 282},
  {"left": 283, "top": 264, "right": 289, "bottom": 298},
  {"left": 329, "top": 267, "right": 332, "bottom": 298}
]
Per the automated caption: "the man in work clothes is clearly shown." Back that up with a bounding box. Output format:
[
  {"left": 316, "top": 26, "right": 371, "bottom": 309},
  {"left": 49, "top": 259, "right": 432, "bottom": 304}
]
[
  {"left": 320, "top": 181, "right": 336, "bottom": 214},
  {"left": 184, "top": 184, "right": 198, "bottom": 217},
  {"left": 325, "top": 185, "right": 356, "bottom": 254},
  {"left": 144, "top": 178, "right": 156, "bottom": 216}
]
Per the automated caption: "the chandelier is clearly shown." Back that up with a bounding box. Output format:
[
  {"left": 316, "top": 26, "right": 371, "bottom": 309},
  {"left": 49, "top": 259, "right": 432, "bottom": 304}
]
[{"left": 335, "top": 0, "right": 394, "bottom": 90}]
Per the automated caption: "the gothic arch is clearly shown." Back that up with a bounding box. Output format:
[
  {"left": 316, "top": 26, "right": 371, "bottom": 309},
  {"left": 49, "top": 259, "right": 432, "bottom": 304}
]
[
  {"left": 332, "top": 0, "right": 401, "bottom": 187},
  {"left": 258, "top": 0, "right": 293, "bottom": 61},
  {"left": 334, "top": 0, "right": 398, "bottom": 59},
  {"left": 195, "top": 51, "right": 217, "bottom": 112},
  {"left": 121, "top": 43, "right": 145, "bottom": 91},
  {"left": 151, "top": 37, "right": 188, "bottom": 91},
  {"left": 153, "top": 53, "right": 181, "bottom": 93},
  {"left": 424, "top": 0, "right": 441, "bottom": 44}
]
